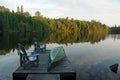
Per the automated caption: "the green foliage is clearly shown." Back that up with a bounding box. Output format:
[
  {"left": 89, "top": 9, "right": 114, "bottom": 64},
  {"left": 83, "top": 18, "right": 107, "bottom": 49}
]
[
  {"left": 0, "top": 6, "right": 50, "bottom": 32},
  {"left": 41, "top": 18, "right": 109, "bottom": 35},
  {"left": 23, "top": 11, "right": 31, "bottom": 17},
  {"left": 0, "top": 6, "right": 109, "bottom": 35},
  {"left": 110, "top": 25, "right": 120, "bottom": 34},
  {"left": 0, "top": 6, "right": 10, "bottom": 12}
]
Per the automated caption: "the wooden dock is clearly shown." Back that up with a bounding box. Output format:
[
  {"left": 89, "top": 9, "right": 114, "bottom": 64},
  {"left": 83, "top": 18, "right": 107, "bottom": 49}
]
[{"left": 13, "top": 50, "right": 76, "bottom": 80}]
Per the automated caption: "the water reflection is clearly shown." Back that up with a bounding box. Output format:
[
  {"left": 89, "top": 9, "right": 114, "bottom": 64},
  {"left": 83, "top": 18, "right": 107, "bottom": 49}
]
[
  {"left": 0, "top": 32, "right": 50, "bottom": 55},
  {"left": 0, "top": 32, "right": 108, "bottom": 55},
  {"left": 43, "top": 31, "right": 108, "bottom": 44},
  {"left": 109, "top": 34, "right": 120, "bottom": 40}
]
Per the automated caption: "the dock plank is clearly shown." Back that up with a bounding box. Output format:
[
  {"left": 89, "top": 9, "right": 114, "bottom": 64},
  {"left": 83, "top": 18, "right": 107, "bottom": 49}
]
[{"left": 26, "top": 74, "right": 60, "bottom": 80}]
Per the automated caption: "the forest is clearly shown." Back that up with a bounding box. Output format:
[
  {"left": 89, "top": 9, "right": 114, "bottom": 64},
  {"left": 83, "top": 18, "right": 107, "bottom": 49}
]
[
  {"left": 0, "top": 6, "right": 110, "bottom": 34},
  {"left": 0, "top": 6, "right": 51, "bottom": 32},
  {"left": 110, "top": 25, "right": 120, "bottom": 34}
]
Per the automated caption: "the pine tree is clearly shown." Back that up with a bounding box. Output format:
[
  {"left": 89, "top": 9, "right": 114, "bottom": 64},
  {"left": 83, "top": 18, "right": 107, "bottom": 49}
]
[
  {"left": 21, "top": 5, "right": 23, "bottom": 13},
  {"left": 17, "top": 6, "right": 20, "bottom": 13}
]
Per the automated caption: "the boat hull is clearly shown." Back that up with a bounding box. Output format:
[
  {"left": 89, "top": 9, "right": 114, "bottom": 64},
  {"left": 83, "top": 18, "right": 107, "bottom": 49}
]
[{"left": 48, "top": 46, "right": 66, "bottom": 71}]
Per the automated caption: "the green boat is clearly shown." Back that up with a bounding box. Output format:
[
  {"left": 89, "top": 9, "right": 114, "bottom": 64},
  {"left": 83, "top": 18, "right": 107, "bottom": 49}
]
[{"left": 48, "top": 46, "right": 66, "bottom": 71}]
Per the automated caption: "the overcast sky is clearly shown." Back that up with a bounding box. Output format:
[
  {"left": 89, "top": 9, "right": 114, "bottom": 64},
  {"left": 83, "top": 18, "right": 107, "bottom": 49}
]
[{"left": 0, "top": 0, "right": 120, "bottom": 26}]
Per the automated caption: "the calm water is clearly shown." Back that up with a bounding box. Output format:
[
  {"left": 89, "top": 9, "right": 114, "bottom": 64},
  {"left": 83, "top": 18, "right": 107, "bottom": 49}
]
[{"left": 0, "top": 34, "right": 120, "bottom": 80}]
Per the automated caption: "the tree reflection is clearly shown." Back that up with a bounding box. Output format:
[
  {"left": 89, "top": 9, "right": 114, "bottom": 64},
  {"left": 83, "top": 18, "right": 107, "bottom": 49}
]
[
  {"left": 0, "top": 31, "right": 108, "bottom": 55},
  {"left": 43, "top": 31, "right": 108, "bottom": 44},
  {"left": 0, "top": 32, "right": 50, "bottom": 55},
  {"left": 110, "top": 34, "right": 120, "bottom": 40}
]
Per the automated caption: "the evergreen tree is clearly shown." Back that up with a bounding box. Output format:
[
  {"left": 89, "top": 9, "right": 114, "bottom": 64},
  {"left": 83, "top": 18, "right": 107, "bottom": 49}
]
[
  {"left": 17, "top": 6, "right": 20, "bottom": 13},
  {"left": 21, "top": 5, "right": 23, "bottom": 13}
]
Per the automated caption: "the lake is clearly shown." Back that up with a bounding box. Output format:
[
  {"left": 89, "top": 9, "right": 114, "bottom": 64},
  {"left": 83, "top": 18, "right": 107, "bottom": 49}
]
[{"left": 0, "top": 33, "right": 120, "bottom": 80}]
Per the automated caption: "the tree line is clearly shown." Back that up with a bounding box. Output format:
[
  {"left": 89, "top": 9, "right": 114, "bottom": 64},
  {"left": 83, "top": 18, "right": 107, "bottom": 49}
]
[
  {"left": 49, "top": 18, "right": 109, "bottom": 34},
  {"left": 0, "top": 6, "right": 51, "bottom": 32},
  {"left": 0, "top": 6, "right": 110, "bottom": 34},
  {"left": 34, "top": 14, "right": 110, "bottom": 35},
  {"left": 110, "top": 25, "right": 120, "bottom": 34}
]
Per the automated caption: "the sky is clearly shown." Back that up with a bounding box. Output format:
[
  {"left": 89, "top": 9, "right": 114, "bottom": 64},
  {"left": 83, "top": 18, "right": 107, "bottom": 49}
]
[{"left": 0, "top": 0, "right": 120, "bottom": 26}]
